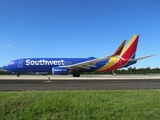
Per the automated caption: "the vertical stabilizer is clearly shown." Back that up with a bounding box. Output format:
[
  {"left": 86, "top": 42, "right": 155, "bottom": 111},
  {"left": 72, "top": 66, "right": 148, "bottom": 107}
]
[{"left": 120, "top": 35, "right": 139, "bottom": 60}]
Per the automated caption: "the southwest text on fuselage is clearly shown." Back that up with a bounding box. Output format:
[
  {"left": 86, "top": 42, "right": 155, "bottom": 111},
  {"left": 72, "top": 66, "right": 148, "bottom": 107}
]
[{"left": 25, "top": 59, "right": 65, "bottom": 66}]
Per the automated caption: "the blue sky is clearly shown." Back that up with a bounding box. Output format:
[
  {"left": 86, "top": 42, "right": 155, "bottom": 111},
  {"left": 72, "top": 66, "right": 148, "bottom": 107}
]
[{"left": 0, "top": 0, "right": 159, "bottom": 68}]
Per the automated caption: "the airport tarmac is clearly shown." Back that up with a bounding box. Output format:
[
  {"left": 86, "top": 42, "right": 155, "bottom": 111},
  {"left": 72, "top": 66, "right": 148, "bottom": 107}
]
[
  {"left": 0, "top": 74, "right": 160, "bottom": 80},
  {"left": 0, "top": 74, "right": 160, "bottom": 91}
]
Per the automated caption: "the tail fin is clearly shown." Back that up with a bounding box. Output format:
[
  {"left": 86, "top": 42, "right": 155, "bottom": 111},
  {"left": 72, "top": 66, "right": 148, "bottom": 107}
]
[{"left": 120, "top": 35, "right": 139, "bottom": 60}]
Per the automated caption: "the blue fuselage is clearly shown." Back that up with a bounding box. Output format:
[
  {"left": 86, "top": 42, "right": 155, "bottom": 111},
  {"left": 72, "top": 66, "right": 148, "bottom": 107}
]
[
  {"left": 3, "top": 57, "right": 137, "bottom": 74},
  {"left": 3, "top": 58, "right": 108, "bottom": 73}
]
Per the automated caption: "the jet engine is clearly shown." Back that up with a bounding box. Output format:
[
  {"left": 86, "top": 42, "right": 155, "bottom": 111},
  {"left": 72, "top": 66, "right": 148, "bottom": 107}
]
[{"left": 52, "top": 67, "right": 69, "bottom": 75}]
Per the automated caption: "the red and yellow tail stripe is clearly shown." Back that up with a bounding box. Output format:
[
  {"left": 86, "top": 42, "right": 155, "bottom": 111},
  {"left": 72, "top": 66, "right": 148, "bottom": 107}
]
[
  {"left": 113, "top": 40, "right": 126, "bottom": 56},
  {"left": 120, "top": 35, "right": 139, "bottom": 59},
  {"left": 96, "top": 35, "right": 139, "bottom": 72}
]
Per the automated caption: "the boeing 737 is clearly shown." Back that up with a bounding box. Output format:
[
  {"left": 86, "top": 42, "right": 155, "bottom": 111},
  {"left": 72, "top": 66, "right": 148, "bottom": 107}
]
[{"left": 3, "top": 35, "right": 155, "bottom": 77}]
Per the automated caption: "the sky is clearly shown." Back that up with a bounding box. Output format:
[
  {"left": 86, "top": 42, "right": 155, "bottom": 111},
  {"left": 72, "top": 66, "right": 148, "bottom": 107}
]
[{"left": 0, "top": 0, "right": 160, "bottom": 68}]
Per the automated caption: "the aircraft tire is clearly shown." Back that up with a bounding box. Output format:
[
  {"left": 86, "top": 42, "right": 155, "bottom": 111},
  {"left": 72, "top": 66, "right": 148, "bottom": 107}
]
[
  {"left": 73, "top": 73, "right": 80, "bottom": 77},
  {"left": 16, "top": 73, "right": 20, "bottom": 77}
]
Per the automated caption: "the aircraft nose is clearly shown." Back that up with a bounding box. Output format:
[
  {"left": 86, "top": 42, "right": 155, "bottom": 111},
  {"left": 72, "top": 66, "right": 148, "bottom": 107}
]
[{"left": 3, "top": 62, "right": 17, "bottom": 72}]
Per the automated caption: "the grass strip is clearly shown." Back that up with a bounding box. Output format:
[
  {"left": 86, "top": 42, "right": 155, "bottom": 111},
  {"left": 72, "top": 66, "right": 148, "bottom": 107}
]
[{"left": 0, "top": 90, "right": 160, "bottom": 120}]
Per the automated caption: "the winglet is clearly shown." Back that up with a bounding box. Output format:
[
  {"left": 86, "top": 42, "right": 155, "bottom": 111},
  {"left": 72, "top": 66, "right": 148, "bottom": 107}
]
[{"left": 112, "top": 40, "right": 126, "bottom": 56}]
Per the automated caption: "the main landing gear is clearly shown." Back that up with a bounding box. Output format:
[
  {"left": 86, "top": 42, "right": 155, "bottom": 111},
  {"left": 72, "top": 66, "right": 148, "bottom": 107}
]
[{"left": 73, "top": 72, "right": 80, "bottom": 77}]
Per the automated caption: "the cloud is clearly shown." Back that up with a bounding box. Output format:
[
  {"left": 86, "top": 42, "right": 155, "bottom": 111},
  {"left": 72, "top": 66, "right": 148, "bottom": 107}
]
[{"left": 4, "top": 44, "right": 11, "bottom": 47}]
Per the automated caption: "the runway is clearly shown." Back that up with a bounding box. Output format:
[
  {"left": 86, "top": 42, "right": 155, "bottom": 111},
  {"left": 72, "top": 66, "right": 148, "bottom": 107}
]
[{"left": 0, "top": 74, "right": 160, "bottom": 91}]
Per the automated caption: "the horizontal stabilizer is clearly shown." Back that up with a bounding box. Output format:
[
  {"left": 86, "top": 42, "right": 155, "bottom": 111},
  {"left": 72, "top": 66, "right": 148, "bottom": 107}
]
[{"left": 129, "top": 54, "right": 156, "bottom": 62}]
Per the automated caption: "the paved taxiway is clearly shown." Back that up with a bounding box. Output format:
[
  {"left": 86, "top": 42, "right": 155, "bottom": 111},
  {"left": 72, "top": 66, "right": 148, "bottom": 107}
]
[{"left": 0, "top": 75, "right": 160, "bottom": 91}]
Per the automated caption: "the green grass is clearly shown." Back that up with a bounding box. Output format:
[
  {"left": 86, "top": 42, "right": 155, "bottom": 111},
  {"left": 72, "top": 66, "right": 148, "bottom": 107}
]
[{"left": 1, "top": 90, "right": 160, "bottom": 120}]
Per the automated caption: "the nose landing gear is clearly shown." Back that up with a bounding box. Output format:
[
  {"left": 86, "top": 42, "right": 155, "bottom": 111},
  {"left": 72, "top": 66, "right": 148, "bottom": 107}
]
[
  {"left": 11, "top": 72, "right": 20, "bottom": 77},
  {"left": 16, "top": 73, "right": 20, "bottom": 77}
]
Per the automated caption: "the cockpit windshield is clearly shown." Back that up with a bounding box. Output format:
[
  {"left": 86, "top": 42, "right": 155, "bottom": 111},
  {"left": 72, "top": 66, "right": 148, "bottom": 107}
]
[{"left": 5, "top": 61, "right": 14, "bottom": 66}]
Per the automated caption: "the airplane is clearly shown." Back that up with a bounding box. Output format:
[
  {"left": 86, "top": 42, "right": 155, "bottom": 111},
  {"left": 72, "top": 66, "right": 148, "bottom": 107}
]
[{"left": 3, "top": 35, "right": 155, "bottom": 77}]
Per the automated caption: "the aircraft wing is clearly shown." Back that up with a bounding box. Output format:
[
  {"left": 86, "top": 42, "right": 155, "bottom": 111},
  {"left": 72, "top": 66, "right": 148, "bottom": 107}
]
[
  {"left": 129, "top": 54, "right": 156, "bottom": 62},
  {"left": 63, "top": 55, "right": 113, "bottom": 69},
  {"left": 61, "top": 40, "right": 126, "bottom": 69}
]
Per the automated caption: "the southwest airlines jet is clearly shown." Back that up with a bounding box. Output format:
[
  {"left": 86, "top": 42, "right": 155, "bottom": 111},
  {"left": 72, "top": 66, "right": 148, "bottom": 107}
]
[{"left": 3, "top": 35, "right": 155, "bottom": 77}]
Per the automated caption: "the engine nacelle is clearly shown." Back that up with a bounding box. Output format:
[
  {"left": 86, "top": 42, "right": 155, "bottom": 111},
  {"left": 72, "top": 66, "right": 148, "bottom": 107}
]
[{"left": 52, "top": 67, "right": 69, "bottom": 75}]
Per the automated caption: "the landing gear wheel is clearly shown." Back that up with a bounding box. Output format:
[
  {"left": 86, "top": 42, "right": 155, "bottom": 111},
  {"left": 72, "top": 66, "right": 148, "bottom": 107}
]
[
  {"left": 76, "top": 73, "right": 80, "bottom": 77},
  {"left": 73, "top": 73, "right": 80, "bottom": 77},
  {"left": 16, "top": 73, "right": 20, "bottom": 77}
]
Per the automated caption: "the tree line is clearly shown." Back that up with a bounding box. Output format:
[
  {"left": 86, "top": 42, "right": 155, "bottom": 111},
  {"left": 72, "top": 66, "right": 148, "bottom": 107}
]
[{"left": 90, "top": 67, "right": 160, "bottom": 75}]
